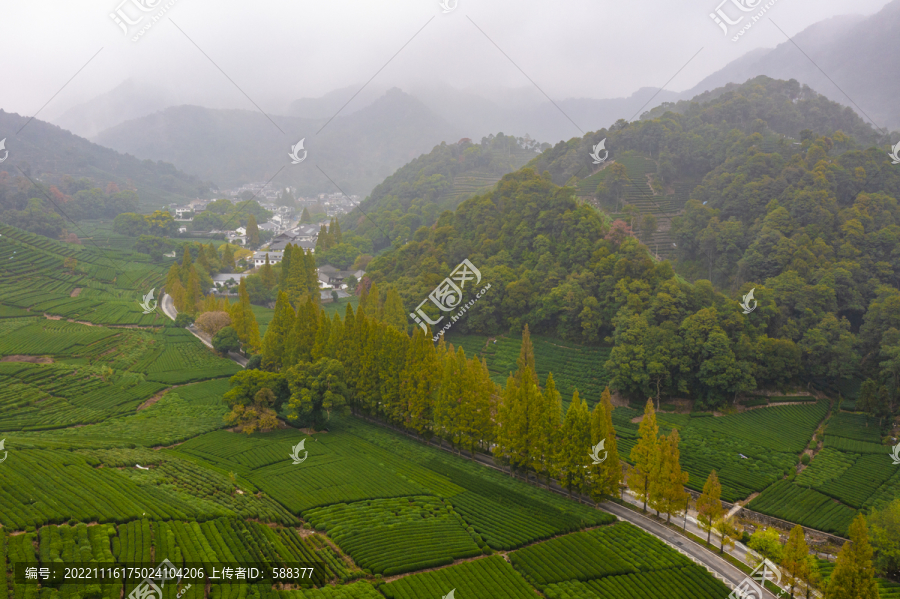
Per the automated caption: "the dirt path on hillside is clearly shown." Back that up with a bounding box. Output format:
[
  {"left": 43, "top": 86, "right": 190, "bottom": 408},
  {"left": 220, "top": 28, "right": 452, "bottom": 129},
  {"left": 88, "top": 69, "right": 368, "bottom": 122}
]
[
  {"left": 0, "top": 355, "right": 53, "bottom": 363},
  {"left": 41, "top": 313, "right": 158, "bottom": 330},
  {"left": 137, "top": 384, "right": 187, "bottom": 411}
]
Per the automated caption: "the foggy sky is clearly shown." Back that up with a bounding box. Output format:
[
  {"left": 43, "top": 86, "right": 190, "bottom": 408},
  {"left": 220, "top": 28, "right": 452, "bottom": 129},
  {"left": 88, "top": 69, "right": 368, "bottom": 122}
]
[{"left": 0, "top": 0, "right": 893, "bottom": 127}]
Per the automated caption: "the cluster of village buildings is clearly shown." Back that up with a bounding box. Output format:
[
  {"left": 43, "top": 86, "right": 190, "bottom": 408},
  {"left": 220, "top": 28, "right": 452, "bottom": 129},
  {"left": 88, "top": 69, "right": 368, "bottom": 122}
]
[{"left": 166, "top": 192, "right": 364, "bottom": 302}]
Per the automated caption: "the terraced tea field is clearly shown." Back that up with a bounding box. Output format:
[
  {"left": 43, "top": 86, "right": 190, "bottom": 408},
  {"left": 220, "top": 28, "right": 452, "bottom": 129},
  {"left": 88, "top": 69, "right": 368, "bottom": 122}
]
[
  {"left": 0, "top": 221, "right": 888, "bottom": 598},
  {"left": 0, "top": 224, "right": 168, "bottom": 325},
  {"left": 747, "top": 479, "right": 857, "bottom": 536}
]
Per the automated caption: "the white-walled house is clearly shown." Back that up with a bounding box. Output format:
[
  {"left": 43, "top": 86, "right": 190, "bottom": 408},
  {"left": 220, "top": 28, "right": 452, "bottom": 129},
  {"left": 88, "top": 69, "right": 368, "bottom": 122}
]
[{"left": 252, "top": 250, "right": 284, "bottom": 266}]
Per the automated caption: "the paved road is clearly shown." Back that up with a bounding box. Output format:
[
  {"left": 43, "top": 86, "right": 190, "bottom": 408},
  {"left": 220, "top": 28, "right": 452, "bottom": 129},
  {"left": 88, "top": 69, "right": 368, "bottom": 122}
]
[
  {"left": 619, "top": 488, "right": 760, "bottom": 567},
  {"left": 600, "top": 501, "right": 779, "bottom": 598},
  {"left": 358, "top": 417, "right": 782, "bottom": 598},
  {"left": 159, "top": 293, "right": 247, "bottom": 367}
]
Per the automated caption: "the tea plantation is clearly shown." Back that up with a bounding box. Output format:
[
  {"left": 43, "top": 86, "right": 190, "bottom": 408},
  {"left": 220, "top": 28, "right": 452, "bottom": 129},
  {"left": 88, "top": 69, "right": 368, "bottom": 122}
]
[
  {"left": 0, "top": 222, "right": 894, "bottom": 598},
  {"left": 0, "top": 224, "right": 168, "bottom": 326}
]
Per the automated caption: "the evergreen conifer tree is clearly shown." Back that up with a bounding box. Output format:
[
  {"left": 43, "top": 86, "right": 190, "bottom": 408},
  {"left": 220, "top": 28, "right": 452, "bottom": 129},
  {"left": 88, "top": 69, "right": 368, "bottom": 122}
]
[
  {"left": 310, "top": 307, "right": 331, "bottom": 362},
  {"left": 246, "top": 214, "right": 260, "bottom": 247},
  {"left": 590, "top": 387, "right": 622, "bottom": 500},
  {"left": 316, "top": 224, "right": 331, "bottom": 251},
  {"left": 222, "top": 244, "right": 235, "bottom": 271},
  {"left": 649, "top": 429, "right": 690, "bottom": 523},
  {"left": 782, "top": 525, "right": 812, "bottom": 599},
  {"left": 558, "top": 391, "right": 590, "bottom": 499},
  {"left": 260, "top": 291, "right": 295, "bottom": 371},
  {"left": 279, "top": 243, "right": 293, "bottom": 291},
  {"left": 826, "top": 515, "right": 880, "bottom": 599},
  {"left": 697, "top": 471, "right": 724, "bottom": 545},
  {"left": 626, "top": 398, "right": 660, "bottom": 512},
  {"left": 286, "top": 246, "right": 309, "bottom": 306},
  {"left": 260, "top": 254, "right": 276, "bottom": 289},
  {"left": 379, "top": 326, "right": 408, "bottom": 422},
  {"left": 185, "top": 267, "right": 203, "bottom": 313},
  {"left": 180, "top": 247, "right": 193, "bottom": 283},
  {"left": 382, "top": 288, "right": 407, "bottom": 331},
  {"left": 530, "top": 372, "right": 560, "bottom": 488},
  {"left": 165, "top": 263, "right": 181, "bottom": 294},
  {"left": 304, "top": 249, "right": 319, "bottom": 296},
  {"left": 364, "top": 282, "right": 381, "bottom": 320},
  {"left": 197, "top": 244, "right": 211, "bottom": 273}
]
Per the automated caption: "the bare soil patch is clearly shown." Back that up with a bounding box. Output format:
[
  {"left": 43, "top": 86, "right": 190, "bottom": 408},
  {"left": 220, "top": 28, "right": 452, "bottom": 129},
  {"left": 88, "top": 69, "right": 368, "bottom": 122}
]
[
  {"left": 70, "top": 288, "right": 83, "bottom": 297},
  {"left": 609, "top": 389, "right": 630, "bottom": 408},
  {"left": 152, "top": 441, "right": 185, "bottom": 450},
  {"left": 1, "top": 355, "right": 53, "bottom": 363},
  {"left": 137, "top": 386, "right": 184, "bottom": 411}
]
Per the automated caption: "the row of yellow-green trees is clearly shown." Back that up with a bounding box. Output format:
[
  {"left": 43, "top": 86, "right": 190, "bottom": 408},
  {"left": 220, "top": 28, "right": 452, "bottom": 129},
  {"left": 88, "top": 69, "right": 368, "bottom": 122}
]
[{"left": 216, "top": 279, "right": 889, "bottom": 599}]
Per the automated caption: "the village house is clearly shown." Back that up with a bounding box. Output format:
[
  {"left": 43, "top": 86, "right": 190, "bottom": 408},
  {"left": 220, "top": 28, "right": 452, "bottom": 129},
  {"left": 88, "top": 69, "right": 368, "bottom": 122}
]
[
  {"left": 252, "top": 250, "right": 284, "bottom": 266},
  {"left": 317, "top": 264, "right": 365, "bottom": 289}
]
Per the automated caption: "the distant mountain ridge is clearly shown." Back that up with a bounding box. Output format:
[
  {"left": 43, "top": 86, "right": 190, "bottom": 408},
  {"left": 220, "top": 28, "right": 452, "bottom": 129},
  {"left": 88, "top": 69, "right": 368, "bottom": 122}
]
[
  {"left": 94, "top": 88, "right": 461, "bottom": 199},
  {"left": 0, "top": 109, "right": 211, "bottom": 207},
  {"left": 51, "top": 79, "right": 175, "bottom": 140},
  {"left": 678, "top": 0, "right": 900, "bottom": 132}
]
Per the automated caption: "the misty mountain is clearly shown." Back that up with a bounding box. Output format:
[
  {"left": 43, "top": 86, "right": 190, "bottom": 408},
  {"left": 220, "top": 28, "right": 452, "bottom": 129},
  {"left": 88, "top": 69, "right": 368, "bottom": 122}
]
[
  {"left": 679, "top": 0, "right": 900, "bottom": 132},
  {"left": 287, "top": 84, "right": 387, "bottom": 119},
  {"left": 406, "top": 84, "right": 681, "bottom": 144},
  {"left": 0, "top": 109, "right": 212, "bottom": 207},
  {"left": 94, "top": 88, "right": 460, "bottom": 198},
  {"left": 51, "top": 79, "right": 175, "bottom": 140}
]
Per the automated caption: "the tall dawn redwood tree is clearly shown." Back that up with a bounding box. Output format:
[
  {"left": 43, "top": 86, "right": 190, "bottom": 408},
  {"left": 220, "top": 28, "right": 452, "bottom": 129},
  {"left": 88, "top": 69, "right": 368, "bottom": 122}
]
[
  {"left": 261, "top": 291, "right": 296, "bottom": 371},
  {"left": 626, "top": 398, "right": 659, "bottom": 512},
  {"left": 826, "top": 515, "right": 880, "bottom": 599},
  {"left": 530, "top": 372, "right": 561, "bottom": 488},
  {"left": 557, "top": 390, "right": 590, "bottom": 499},
  {"left": 246, "top": 214, "right": 260, "bottom": 247},
  {"left": 649, "top": 428, "right": 690, "bottom": 523},
  {"left": 696, "top": 470, "right": 723, "bottom": 545},
  {"left": 590, "top": 387, "right": 621, "bottom": 500}
]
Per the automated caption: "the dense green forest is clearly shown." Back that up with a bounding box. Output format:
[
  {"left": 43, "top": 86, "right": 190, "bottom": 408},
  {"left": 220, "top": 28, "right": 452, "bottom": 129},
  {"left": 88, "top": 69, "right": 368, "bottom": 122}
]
[
  {"left": 367, "top": 77, "right": 900, "bottom": 410},
  {"left": 344, "top": 133, "right": 546, "bottom": 250}
]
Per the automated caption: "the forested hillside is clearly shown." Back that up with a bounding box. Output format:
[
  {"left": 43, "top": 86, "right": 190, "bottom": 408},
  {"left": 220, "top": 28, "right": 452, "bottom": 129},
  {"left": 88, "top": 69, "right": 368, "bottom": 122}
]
[
  {"left": 345, "top": 133, "right": 545, "bottom": 251},
  {"left": 0, "top": 110, "right": 212, "bottom": 209},
  {"left": 367, "top": 77, "right": 900, "bottom": 411}
]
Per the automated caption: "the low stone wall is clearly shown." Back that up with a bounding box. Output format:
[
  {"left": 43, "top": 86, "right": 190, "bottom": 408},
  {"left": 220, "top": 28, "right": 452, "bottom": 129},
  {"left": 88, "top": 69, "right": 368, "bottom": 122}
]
[
  {"left": 734, "top": 508, "right": 847, "bottom": 549},
  {"left": 684, "top": 489, "right": 846, "bottom": 549}
]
